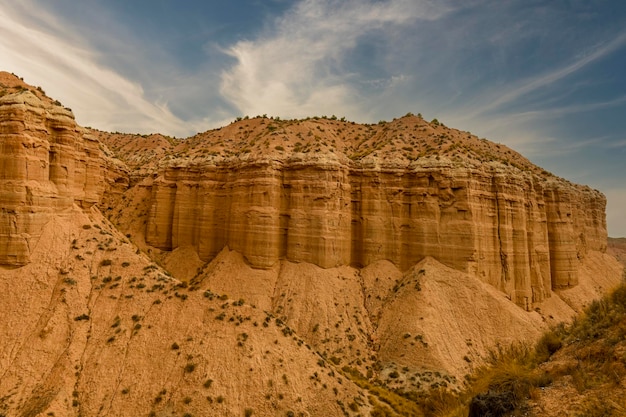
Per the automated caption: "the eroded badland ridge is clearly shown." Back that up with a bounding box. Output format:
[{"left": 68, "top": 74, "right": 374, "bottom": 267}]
[{"left": 0, "top": 71, "right": 623, "bottom": 416}]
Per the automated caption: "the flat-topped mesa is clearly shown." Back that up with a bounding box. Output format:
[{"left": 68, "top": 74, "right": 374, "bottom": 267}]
[
  {"left": 0, "top": 89, "right": 105, "bottom": 265},
  {"left": 141, "top": 129, "right": 607, "bottom": 309}
]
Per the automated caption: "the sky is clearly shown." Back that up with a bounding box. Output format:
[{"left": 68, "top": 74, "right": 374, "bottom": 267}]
[{"left": 0, "top": 0, "right": 625, "bottom": 236}]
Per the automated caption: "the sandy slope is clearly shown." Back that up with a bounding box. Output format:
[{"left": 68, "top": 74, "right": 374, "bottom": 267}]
[
  {"left": 0, "top": 207, "right": 367, "bottom": 417},
  {"left": 180, "top": 242, "right": 623, "bottom": 393}
]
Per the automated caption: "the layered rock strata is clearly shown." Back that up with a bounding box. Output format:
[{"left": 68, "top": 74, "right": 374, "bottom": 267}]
[
  {"left": 145, "top": 155, "right": 607, "bottom": 309},
  {"left": 0, "top": 76, "right": 608, "bottom": 310},
  {"left": 0, "top": 90, "right": 104, "bottom": 265}
]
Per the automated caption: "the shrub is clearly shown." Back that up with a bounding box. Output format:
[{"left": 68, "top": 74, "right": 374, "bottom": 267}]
[
  {"left": 468, "top": 391, "right": 515, "bottom": 417},
  {"left": 100, "top": 259, "right": 112, "bottom": 266},
  {"left": 466, "top": 344, "right": 552, "bottom": 415},
  {"left": 535, "top": 330, "right": 563, "bottom": 363}
]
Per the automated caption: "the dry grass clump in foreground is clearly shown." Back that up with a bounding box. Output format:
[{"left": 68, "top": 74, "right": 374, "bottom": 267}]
[
  {"left": 426, "top": 279, "right": 626, "bottom": 417},
  {"left": 329, "top": 280, "right": 626, "bottom": 417}
]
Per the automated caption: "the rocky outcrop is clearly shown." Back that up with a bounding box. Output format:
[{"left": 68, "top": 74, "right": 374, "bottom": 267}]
[
  {"left": 144, "top": 153, "right": 607, "bottom": 309},
  {"left": 0, "top": 77, "right": 609, "bottom": 310},
  {"left": 0, "top": 90, "right": 105, "bottom": 265}
]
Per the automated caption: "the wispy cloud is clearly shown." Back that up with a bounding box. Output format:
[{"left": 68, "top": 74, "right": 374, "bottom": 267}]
[
  {"left": 605, "top": 138, "right": 626, "bottom": 149},
  {"left": 219, "top": 0, "right": 449, "bottom": 119},
  {"left": 0, "top": 2, "right": 203, "bottom": 136},
  {"left": 455, "top": 95, "right": 626, "bottom": 149},
  {"left": 455, "top": 31, "right": 626, "bottom": 122}
]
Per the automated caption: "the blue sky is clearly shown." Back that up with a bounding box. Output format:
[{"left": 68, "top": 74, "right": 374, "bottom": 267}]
[{"left": 1, "top": 0, "right": 625, "bottom": 236}]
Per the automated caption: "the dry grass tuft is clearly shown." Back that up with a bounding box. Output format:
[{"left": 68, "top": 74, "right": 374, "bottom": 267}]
[{"left": 434, "top": 281, "right": 626, "bottom": 417}]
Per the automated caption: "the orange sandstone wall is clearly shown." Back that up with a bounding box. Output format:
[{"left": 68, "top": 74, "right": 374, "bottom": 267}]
[
  {"left": 0, "top": 87, "right": 607, "bottom": 310},
  {"left": 0, "top": 91, "right": 105, "bottom": 265},
  {"left": 144, "top": 157, "right": 607, "bottom": 309}
]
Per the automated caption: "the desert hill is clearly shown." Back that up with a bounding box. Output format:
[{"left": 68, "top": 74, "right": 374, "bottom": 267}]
[
  {"left": 528, "top": 280, "right": 626, "bottom": 416},
  {"left": 0, "top": 71, "right": 623, "bottom": 416}
]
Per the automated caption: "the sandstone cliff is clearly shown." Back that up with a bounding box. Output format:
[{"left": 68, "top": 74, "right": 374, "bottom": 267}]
[
  {"left": 98, "top": 115, "right": 608, "bottom": 310},
  {"left": 0, "top": 73, "right": 122, "bottom": 266}
]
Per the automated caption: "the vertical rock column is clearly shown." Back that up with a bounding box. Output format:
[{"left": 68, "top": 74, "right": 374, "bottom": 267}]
[
  {"left": 74, "top": 132, "right": 105, "bottom": 207},
  {"left": 491, "top": 172, "right": 535, "bottom": 309},
  {"left": 353, "top": 167, "right": 475, "bottom": 272},
  {"left": 0, "top": 92, "right": 73, "bottom": 265},
  {"left": 465, "top": 168, "right": 552, "bottom": 308},
  {"left": 524, "top": 180, "right": 551, "bottom": 303},
  {"left": 226, "top": 162, "right": 282, "bottom": 268},
  {"left": 146, "top": 175, "right": 177, "bottom": 250},
  {"left": 195, "top": 171, "right": 230, "bottom": 261},
  {"left": 285, "top": 161, "right": 351, "bottom": 268},
  {"left": 544, "top": 184, "right": 578, "bottom": 288},
  {"left": 431, "top": 170, "right": 475, "bottom": 273}
]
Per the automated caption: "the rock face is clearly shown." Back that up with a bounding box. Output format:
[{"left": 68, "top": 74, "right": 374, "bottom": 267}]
[
  {"left": 0, "top": 88, "right": 105, "bottom": 265},
  {"left": 143, "top": 154, "right": 606, "bottom": 309},
  {"left": 0, "top": 72, "right": 609, "bottom": 310}
]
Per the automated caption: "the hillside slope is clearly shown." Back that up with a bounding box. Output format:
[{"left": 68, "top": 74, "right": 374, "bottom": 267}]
[{"left": 0, "top": 208, "right": 370, "bottom": 417}]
